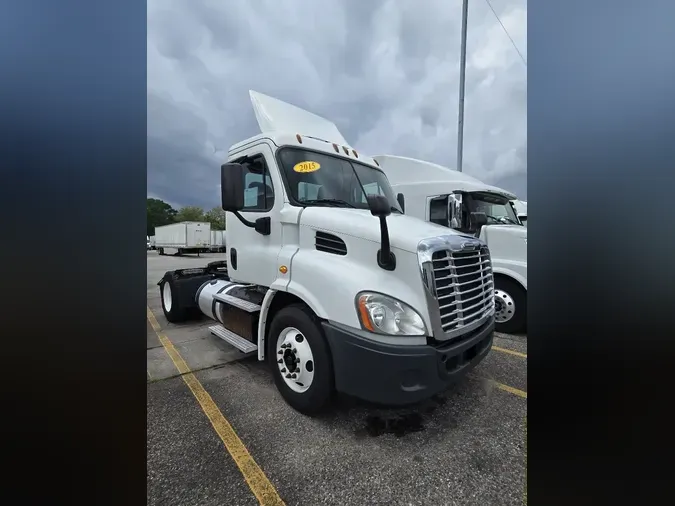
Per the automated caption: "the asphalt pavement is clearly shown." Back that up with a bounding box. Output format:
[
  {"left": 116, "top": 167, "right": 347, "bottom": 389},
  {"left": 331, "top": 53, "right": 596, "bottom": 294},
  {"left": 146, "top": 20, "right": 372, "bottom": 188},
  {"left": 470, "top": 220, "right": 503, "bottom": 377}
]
[{"left": 147, "top": 251, "right": 527, "bottom": 506}]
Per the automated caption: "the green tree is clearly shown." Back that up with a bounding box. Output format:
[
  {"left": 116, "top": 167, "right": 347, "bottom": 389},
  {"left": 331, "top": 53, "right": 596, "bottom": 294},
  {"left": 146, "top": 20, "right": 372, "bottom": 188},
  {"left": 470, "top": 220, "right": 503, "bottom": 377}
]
[
  {"left": 175, "top": 206, "right": 205, "bottom": 222},
  {"left": 147, "top": 198, "right": 177, "bottom": 236},
  {"left": 204, "top": 207, "right": 226, "bottom": 230}
]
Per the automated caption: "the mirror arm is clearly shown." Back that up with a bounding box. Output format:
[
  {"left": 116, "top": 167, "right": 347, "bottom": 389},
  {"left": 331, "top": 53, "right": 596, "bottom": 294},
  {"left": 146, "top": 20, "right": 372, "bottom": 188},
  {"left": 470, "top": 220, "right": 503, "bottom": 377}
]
[{"left": 232, "top": 210, "right": 256, "bottom": 229}]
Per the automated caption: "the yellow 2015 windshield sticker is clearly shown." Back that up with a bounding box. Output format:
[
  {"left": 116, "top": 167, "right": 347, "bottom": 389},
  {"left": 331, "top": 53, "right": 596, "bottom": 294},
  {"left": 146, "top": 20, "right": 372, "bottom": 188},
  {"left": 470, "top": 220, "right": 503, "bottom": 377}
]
[{"left": 293, "top": 161, "right": 321, "bottom": 173}]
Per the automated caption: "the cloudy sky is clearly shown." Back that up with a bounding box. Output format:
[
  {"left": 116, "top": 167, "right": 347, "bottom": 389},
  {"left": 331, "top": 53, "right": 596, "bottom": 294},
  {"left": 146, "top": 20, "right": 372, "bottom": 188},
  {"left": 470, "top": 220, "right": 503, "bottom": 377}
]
[{"left": 148, "top": 0, "right": 527, "bottom": 210}]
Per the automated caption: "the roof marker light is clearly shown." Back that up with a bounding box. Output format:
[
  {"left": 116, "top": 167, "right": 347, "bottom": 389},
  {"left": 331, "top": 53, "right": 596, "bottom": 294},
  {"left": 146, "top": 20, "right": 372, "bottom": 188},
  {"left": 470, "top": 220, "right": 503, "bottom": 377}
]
[
  {"left": 342, "top": 146, "right": 349, "bottom": 154},
  {"left": 296, "top": 134, "right": 303, "bottom": 143},
  {"left": 333, "top": 143, "right": 339, "bottom": 153}
]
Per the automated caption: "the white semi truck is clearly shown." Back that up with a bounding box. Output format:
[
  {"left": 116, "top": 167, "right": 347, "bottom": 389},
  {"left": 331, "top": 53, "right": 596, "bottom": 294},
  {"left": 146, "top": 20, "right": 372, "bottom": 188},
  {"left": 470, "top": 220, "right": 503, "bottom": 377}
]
[
  {"left": 512, "top": 200, "right": 527, "bottom": 227},
  {"left": 155, "top": 221, "right": 211, "bottom": 256},
  {"left": 372, "top": 155, "right": 527, "bottom": 334},
  {"left": 158, "top": 91, "right": 496, "bottom": 414}
]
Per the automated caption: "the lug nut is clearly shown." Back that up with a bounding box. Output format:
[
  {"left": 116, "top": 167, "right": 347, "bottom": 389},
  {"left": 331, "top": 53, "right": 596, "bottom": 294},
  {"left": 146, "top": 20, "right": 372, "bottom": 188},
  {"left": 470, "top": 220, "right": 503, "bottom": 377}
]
[
  {"left": 278, "top": 350, "right": 283, "bottom": 355},
  {"left": 285, "top": 374, "right": 291, "bottom": 378},
  {"left": 292, "top": 348, "right": 297, "bottom": 353},
  {"left": 281, "top": 368, "right": 286, "bottom": 373},
  {"left": 278, "top": 359, "right": 283, "bottom": 364},
  {"left": 291, "top": 373, "right": 297, "bottom": 379}
]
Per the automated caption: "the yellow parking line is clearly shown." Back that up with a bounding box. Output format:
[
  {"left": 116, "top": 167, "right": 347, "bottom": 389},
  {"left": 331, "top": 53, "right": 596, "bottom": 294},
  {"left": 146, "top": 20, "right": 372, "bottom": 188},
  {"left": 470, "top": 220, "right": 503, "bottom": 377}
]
[
  {"left": 147, "top": 307, "right": 285, "bottom": 506},
  {"left": 491, "top": 380, "right": 527, "bottom": 399},
  {"left": 492, "top": 345, "right": 527, "bottom": 359}
]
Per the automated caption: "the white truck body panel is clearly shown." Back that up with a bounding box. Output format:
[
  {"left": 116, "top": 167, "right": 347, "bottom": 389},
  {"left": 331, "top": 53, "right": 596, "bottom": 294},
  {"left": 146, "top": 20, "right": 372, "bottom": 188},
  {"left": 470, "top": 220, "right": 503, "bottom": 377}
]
[
  {"left": 373, "top": 155, "right": 527, "bottom": 291},
  {"left": 155, "top": 222, "right": 211, "bottom": 248}
]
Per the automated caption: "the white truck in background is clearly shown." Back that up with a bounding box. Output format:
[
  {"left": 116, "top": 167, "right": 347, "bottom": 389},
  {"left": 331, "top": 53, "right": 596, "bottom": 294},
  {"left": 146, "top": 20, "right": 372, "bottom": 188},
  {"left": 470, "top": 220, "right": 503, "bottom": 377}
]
[
  {"left": 157, "top": 90, "right": 496, "bottom": 415},
  {"left": 512, "top": 200, "right": 527, "bottom": 227},
  {"left": 149, "top": 235, "right": 157, "bottom": 249},
  {"left": 155, "top": 221, "right": 211, "bottom": 256},
  {"left": 373, "top": 155, "right": 527, "bottom": 334},
  {"left": 209, "top": 230, "right": 226, "bottom": 252}
]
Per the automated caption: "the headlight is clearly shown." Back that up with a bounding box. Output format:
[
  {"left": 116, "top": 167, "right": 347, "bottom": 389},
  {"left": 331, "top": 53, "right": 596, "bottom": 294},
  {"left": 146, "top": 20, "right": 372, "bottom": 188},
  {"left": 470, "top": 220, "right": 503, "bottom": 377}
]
[{"left": 355, "top": 292, "right": 427, "bottom": 336}]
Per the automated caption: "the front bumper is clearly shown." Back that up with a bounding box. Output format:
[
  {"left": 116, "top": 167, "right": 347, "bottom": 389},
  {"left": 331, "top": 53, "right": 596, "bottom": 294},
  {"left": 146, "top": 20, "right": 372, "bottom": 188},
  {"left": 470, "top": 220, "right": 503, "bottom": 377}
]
[{"left": 322, "top": 319, "right": 494, "bottom": 406}]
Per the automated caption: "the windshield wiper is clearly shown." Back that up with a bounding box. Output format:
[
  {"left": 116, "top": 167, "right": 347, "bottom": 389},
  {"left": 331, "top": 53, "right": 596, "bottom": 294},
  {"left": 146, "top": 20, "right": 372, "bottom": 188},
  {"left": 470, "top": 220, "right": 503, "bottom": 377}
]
[
  {"left": 304, "top": 198, "right": 357, "bottom": 208},
  {"left": 485, "top": 214, "right": 519, "bottom": 225}
]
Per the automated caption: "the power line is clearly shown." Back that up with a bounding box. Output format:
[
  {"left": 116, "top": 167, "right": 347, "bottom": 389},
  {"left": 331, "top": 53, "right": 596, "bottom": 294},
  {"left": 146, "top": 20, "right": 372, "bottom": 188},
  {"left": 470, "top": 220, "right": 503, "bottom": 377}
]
[{"left": 483, "top": 0, "right": 527, "bottom": 67}]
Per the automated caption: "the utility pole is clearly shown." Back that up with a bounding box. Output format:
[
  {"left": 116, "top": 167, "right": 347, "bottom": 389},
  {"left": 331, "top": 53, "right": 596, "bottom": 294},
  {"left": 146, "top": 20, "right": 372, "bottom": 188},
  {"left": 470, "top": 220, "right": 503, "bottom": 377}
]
[{"left": 456, "top": 0, "right": 469, "bottom": 172}]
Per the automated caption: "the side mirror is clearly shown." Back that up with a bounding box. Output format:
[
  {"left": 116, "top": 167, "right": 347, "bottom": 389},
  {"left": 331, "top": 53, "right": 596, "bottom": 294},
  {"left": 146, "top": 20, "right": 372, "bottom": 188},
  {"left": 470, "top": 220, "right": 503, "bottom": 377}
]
[
  {"left": 220, "top": 163, "right": 245, "bottom": 212},
  {"left": 470, "top": 211, "right": 488, "bottom": 228},
  {"left": 367, "top": 194, "right": 391, "bottom": 217},
  {"left": 396, "top": 193, "right": 405, "bottom": 213}
]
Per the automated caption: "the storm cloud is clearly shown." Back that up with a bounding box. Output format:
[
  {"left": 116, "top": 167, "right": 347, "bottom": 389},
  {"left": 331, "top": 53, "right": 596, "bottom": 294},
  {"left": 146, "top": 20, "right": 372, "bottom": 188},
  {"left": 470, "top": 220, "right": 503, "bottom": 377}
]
[{"left": 148, "top": 0, "right": 527, "bottom": 208}]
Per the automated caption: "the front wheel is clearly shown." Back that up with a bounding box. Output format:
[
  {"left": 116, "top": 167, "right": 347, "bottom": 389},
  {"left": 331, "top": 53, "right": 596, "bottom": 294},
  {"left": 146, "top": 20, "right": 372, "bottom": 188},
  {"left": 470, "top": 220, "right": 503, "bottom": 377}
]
[
  {"left": 494, "top": 277, "right": 527, "bottom": 334},
  {"left": 267, "top": 304, "right": 334, "bottom": 415}
]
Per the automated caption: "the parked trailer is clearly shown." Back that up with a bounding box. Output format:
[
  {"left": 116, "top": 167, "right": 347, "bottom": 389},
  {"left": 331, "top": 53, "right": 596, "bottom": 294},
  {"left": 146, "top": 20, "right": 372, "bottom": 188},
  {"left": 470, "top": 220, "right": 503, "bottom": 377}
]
[
  {"left": 155, "top": 221, "right": 211, "bottom": 256},
  {"left": 209, "top": 230, "right": 226, "bottom": 252}
]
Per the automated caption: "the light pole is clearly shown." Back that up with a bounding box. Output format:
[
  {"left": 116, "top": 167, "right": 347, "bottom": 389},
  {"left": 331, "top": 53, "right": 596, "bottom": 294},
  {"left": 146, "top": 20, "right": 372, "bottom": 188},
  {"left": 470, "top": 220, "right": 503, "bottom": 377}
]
[{"left": 456, "top": 0, "right": 469, "bottom": 172}]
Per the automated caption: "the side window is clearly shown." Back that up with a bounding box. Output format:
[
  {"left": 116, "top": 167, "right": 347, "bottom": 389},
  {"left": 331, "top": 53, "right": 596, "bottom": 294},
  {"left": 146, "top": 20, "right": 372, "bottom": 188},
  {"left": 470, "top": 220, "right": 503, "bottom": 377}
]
[
  {"left": 429, "top": 196, "right": 448, "bottom": 226},
  {"left": 239, "top": 155, "right": 275, "bottom": 211}
]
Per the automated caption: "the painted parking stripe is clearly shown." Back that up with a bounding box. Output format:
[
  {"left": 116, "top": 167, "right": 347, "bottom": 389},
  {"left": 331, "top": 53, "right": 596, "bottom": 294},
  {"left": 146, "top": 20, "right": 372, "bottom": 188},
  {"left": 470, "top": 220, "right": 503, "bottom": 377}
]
[{"left": 147, "top": 307, "right": 285, "bottom": 506}]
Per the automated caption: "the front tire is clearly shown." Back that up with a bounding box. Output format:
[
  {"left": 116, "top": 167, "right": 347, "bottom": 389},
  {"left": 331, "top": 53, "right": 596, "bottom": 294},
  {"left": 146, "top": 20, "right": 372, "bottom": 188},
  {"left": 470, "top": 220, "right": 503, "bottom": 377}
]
[
  {"left": 494, "top": 277, "right": 527, "bottom": 334},
  {"left": 267, "top": 304, "right": 334, "bottom": 415},
  {"left": 160, "top": 277, "right": 188, "bottom": 323}
]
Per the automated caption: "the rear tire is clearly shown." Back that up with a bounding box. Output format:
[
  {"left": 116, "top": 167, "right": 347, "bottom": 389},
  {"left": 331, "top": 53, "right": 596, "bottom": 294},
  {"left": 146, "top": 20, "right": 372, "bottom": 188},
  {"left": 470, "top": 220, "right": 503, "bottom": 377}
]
[
  {"left": 267, "top": 304, "right": 334, "bottom": 415},
  {"left": 160, "top": 277, "right": 188, "bottom": 323},
  {"left": 494, "top": 277, "right": 526, "bottom": 334}
]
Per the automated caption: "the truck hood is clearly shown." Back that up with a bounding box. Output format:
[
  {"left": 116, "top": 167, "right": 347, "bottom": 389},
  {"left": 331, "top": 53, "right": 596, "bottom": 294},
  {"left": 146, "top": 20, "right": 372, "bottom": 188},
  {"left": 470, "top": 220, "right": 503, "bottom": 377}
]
[
  {"left": 299, "top": 207, "right": 472, "bottom": 253},
  {"left": 485, "top": 224, "right": 527, "bottom": 237}
]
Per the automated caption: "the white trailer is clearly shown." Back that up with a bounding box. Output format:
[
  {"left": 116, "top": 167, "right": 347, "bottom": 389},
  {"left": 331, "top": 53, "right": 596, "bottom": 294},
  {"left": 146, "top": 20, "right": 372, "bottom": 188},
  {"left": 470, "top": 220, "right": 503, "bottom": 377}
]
[
  {"left": 158, "top": 90, "right": 496, "bottom": 415},
  {"left": 209, "top": 230, "right": 226, "bottom": 252},
  {"left": 150, "top": 235, "right": 157, "bottom": 249},
  {"left": 373, "top": 155, "right": 527, "bottom": 334},
  {"left": 155, "top": 221, "right": 211, "bottom": 256}
]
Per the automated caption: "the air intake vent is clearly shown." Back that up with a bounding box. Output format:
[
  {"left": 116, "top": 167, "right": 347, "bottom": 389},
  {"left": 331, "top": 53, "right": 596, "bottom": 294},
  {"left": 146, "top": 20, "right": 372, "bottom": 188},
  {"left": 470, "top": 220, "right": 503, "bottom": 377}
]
[{"left": 315, "top": 231, "right": 347, "bottom": 256}]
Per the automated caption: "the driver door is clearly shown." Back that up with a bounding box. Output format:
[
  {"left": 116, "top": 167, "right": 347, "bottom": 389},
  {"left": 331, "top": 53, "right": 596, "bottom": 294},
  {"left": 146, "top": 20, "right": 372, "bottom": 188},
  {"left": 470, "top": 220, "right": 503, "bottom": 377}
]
[{"left": 225, "top": 141, "right": 283, "bottom": 287}]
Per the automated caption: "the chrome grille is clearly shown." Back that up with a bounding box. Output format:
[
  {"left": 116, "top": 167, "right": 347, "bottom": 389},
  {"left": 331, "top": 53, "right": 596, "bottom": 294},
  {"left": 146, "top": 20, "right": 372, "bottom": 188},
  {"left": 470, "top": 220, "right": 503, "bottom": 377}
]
[{"left": 431, "top": 246, "right": 494, "bottom": 333}]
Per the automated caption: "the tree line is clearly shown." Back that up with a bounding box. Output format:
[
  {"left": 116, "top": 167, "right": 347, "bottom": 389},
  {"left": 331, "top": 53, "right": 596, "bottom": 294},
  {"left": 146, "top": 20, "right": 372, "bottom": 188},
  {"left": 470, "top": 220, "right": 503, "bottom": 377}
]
[{"left": 147, "top": 198, "right": 226, "bottom": 236}]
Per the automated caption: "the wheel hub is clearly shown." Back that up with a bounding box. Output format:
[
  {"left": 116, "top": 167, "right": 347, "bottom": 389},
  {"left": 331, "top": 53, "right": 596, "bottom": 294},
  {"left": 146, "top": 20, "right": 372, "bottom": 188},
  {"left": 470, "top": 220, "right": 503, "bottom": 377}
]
[
  {"left": 276, "top": 327, "right": 315, "bottom": 393},
  {"left": 494, "top": 288, "right": 515, "bottom": 323}
]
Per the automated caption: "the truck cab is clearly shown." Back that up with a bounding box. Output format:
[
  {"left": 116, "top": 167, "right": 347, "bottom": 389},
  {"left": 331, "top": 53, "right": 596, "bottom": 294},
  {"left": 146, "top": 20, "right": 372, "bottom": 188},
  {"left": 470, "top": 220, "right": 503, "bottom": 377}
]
[
  {"left": 158, "top": 91, "right": 496, "bottom": 415},
  {"left": 373, "top": 155, "right": 527, "bottom": 334}
]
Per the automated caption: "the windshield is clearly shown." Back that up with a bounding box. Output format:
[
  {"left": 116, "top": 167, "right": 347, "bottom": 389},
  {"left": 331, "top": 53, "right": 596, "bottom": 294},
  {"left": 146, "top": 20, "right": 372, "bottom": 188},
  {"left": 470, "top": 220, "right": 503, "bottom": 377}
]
[
  {"left": 470, "top": 192, "right": 521, "bottom": 225},
  {"left": 278, "top": 147, "right": 402, "bottom": 212}
]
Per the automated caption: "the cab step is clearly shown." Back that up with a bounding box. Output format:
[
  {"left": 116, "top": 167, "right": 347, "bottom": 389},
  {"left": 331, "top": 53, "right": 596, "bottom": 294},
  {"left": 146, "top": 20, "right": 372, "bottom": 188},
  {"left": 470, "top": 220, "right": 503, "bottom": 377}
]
[
  {"left": 209, "top": 325, "right": 258, "bottom": 354},
  {"left": 212, "top": 292, "right": 261, "bottom": 313}
]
